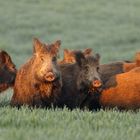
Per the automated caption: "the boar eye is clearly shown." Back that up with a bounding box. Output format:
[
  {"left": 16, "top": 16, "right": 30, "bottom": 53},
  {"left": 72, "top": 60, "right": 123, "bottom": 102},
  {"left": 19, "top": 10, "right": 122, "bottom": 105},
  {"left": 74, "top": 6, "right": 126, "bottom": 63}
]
[
  {"left": 96, "top": 66, "right": 99, "bottom": 72},
  {"left": 84, "top": 66, "right": 89, "bottom": 71},
  {"left": 40, "top": 56, "right": 45, "bottom": 61},
  {"left": 52, "top": 57, "right": 57, "bottom": 62},
  {"left": 84, "top": 66, "right": 89, "bottom": 74}
]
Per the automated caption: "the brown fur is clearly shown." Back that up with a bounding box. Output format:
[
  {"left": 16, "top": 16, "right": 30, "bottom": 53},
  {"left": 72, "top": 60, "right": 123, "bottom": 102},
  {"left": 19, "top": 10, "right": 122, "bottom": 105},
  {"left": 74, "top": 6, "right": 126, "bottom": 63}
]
[
  {"left": 123, "top": 52, "right": 140, "bottom": 72},
  {"left": 0, "top": 50, "right": 16, "bottom": 92},
  {"left": 59, "top": 48, "right": 93, "bottom": 64},
  {"left": 100, "top": 67, "right": 140, "bottom": 110},
  {"left": 11, "top": 38, "right": 62, "bottom": 108}
]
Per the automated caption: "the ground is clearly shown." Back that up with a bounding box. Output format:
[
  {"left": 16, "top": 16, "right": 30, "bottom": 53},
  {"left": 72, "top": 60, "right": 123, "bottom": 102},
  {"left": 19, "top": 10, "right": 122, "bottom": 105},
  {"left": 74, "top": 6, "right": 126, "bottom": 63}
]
[{"left": 0, "top": 0, "right": 140, "bottom": 139}]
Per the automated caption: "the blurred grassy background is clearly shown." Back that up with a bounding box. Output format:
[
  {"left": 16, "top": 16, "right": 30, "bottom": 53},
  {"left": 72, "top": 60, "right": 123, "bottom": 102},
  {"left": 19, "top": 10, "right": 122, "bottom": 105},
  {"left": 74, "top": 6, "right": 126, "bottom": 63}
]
[
  {"left": 0, "top": 0, "right": 140, "bottom": 140},
  {"left": 0, "top": 0, "right": 140, "bottom": 67}
]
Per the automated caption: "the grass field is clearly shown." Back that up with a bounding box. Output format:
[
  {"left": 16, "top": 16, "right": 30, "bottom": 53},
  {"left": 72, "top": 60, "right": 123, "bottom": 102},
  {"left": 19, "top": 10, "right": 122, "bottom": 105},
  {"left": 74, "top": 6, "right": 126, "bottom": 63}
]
[{"left": 0, "top": 0, "right": 140, "bottom": 139}]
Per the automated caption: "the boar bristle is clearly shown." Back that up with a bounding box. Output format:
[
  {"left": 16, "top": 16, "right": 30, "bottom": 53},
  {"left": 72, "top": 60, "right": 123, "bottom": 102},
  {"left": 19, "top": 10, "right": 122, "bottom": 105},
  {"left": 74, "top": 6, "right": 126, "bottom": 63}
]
[
  {"left": 83, "top": 48, "right": 93, "bottom": 56},
  {"left": 74, "top": 51, "right": 85, "bottom": 66},
  {"left": 0, "top": 50, "right": 16, "bottom": 93}
]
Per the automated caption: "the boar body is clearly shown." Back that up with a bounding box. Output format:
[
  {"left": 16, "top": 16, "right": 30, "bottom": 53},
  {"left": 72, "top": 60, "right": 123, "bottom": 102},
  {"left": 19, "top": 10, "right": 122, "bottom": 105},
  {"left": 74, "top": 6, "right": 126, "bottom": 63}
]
[
  {"left": 58, "top": 52, "right": 102, "bottom": 110},
  {"left": 100, "top": 62, "right": 125, "bottom": 85},
  {"left": 0, "top": 50, "right": 16, "bottom": 93},
  {"left": 11, "top": 39, "right": 61, "bottom": 108},
  {"left": 100, "top": 52, "right": 140, "bottom": 85},
  {"left": 100, "top": 67, "right": 140, "bottom": 110}
]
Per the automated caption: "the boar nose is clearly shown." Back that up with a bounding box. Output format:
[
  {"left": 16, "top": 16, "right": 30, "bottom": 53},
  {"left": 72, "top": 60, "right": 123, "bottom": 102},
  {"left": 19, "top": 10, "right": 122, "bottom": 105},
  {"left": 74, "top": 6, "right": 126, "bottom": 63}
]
[
  {"left": 44, "top": 72, "right": 55, "bottom": 82},
  {"left": 92, "top": 79, "right": 102, "bottom": 88}
]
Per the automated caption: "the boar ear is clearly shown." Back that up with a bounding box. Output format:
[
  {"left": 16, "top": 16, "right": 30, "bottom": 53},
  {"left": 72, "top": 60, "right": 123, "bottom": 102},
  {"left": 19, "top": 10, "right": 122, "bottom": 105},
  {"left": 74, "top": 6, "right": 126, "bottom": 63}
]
[
  {"left": 95, "top": 53, "right": 100, "bottom": 62},
  {"left": 0, "top": 51, "right": 13, "bottom": 65},
  {"left": 54, "top": 40, "right": 61, "bottom": 50},
  {"left": 64, "top": 49, "right": 69, "bottom": 55},
  {"left": 135, "top": 52, "right": 140, "bottom": 66},
  {"left": 83, "top": 48, "right": 93, "bottom": 57},
  {"left": 0, "top": 50, "right": 8, "bottom": 64},
  {"left": 33, "top": 38, "right": 43, "bottom": 54},
  {"left": 63, "top": 49, "right": 70, "bottom": 57},
  {"left": 75, "top": 51, "right": 85, "bottom": 67},
  {"left": 51, "top": 40, "right": 61, "bottom": 54}
]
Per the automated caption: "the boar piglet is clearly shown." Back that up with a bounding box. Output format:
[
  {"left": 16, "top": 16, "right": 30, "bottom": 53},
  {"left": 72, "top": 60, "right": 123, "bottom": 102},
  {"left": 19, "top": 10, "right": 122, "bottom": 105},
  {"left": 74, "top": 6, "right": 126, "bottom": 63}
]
[
  {"left": 58, "top": 51, "right": 102, "bottom": 110},
  {"left": 11, "top": 38, "right": 62, "bottom": 108},
  {"left": 0, "top": 50, "right": 16, "bottom": 92},
  {"left": 59, "top": 48, "right": 93, "bottom": 64}
]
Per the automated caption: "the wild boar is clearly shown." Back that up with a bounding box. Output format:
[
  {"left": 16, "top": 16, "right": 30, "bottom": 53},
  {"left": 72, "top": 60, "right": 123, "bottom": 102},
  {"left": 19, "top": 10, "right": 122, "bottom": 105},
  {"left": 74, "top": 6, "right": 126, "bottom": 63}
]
[
  {"left": 11, "top": 38, "right": 62, "bottom": 108},
  {"left": 99, "top": 67, "right": 140, "bottom": 110},
  {"left": 99, "top": 62, "right": 125, "bottom": 85},
  {"left": 100, "top": 52, "right": 140, "bottom": 85},
  {"left": 58, "top": 51, "right": 102, "bottom": 110},
  {"left": 0, "top": 50, "right": 16, "bottom": 92},
  {"left": 59, "top": 48, "right": 93, "bottom": 64}
]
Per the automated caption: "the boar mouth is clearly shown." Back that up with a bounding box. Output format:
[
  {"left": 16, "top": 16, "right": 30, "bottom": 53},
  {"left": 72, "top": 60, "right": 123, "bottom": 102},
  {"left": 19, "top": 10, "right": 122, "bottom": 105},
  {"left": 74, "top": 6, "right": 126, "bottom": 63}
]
[
  {"left": 44, "top": 72, "right": 60, "bottom": 83},
  {"left": 88, "top": 80, "right": 102, "bottom": 94},
  {"left": 0, "top": 83, "right": 9, "bottom": 92}
]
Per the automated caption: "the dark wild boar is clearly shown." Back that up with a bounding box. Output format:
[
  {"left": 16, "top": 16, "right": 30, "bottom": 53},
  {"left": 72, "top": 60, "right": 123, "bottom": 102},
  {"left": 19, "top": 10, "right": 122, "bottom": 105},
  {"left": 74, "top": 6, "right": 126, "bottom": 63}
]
[
  {"left": 11, "top": 38, "right": 62, "bottom": 108},
  {"left": 99, "top": 67, "right": 140, "bottom": 110},
  {"left": 99, "top": 62, "right": 125, "bottom": 85},
  {"left": 0, "top": 50, "right": 16, "bottom": 92},
  {"left": 100, "top": 52, "right": 140, "bottom": 85},
  {"left": 58, "top": 51, "right": 102, "bottom": 110},
  {"left": 59, "top": 48, "right": 93, "bottom": 64}
]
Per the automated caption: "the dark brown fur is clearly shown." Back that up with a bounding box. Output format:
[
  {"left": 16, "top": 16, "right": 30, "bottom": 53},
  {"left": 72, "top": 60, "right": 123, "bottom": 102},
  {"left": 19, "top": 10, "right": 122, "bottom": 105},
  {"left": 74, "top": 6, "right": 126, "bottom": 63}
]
[
  {"left": 57, "top": 51, "right": 101, "bottom": 110},
  {"left": 11, "top": 38, "right": 62, "bottom": 108},
  {"left": 0, "top": 50, "right": 16, "bottom": 92},
  {"left": 99, "top": 62, "right": 125, "bottom": 85},
  {"left": 100, "top": 52, "right": 140, "bottom": 85}
]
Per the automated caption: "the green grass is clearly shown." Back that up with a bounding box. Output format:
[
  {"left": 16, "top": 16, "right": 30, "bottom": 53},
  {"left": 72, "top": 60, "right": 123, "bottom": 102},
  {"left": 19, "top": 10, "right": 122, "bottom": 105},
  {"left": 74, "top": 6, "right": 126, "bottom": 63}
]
[{"left": 0, "top": 0, "right": 140, "bottom": 139}]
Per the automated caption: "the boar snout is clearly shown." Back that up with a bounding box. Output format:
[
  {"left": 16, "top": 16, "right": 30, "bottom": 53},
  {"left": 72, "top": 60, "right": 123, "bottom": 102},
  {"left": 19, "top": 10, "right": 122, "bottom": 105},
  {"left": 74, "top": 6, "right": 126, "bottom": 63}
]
[
  {"left": 92, "top": 79, "right": 102, "bottom": 88},
  {"left": 89, "top": 79, "right": 102, "bottom": 93},
  {"left": 44, "top": 72, "right": 56, "bottom": 82}
]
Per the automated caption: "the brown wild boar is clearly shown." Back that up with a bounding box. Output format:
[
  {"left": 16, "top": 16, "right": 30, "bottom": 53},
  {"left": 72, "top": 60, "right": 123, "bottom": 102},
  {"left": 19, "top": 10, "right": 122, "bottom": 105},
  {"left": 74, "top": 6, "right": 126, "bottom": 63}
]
[
  {"left": 99, "top": 67, "right": 140, "bottom": 110},
  {"left": 58, "top": 51, "right": 102, "bottom": 110},
  {"left": 11, "top": 38, "right": 62, "bottom": 108},
  {"left": 0, "top": 50, "right": 16, "bottom": 92},
  {"left": 59, "top": 48, "right": 93, "bottom": 64}
]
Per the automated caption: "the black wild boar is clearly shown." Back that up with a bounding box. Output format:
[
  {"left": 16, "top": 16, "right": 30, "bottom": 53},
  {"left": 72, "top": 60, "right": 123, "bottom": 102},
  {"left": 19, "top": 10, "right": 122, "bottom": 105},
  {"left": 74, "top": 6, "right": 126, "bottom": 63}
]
[{"left": 58, "top": 51, "right": 102, "bottom": 110}]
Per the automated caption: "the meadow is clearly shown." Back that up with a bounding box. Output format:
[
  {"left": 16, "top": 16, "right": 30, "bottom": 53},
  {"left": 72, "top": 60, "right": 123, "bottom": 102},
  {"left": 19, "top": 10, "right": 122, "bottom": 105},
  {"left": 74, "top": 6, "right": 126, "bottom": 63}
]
[{"left": 0, "top": 0, "right": 140, "bottom": 139}]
